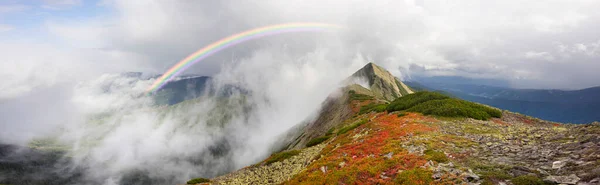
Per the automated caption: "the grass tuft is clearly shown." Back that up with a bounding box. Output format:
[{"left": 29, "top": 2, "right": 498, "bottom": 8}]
[
  {"left": 337, "top": 119, "right": 368, "bottom": 135},
  {"left": 264, "top": 150, "right": 301, "bottom": 165},
  {"left": 511, "top": 175, "right": 546, "bottom": 185},
  {"left": 423, "top": 149, "right": 448, "bottom": 163},
  {"left": 306, "top": 135, "right": 331, "bottom": 147},
  {"left": 348, "top": 90, "right": 374, "bottom": 101},
  {"left": 186, "top": 178, "right": 210, "bottom": 184},
  {"left": 359, "top": 103, "right": 388, "bottom": 114},
  {"left": 394, "top": 168, "right": 433, "bottom": 185}
]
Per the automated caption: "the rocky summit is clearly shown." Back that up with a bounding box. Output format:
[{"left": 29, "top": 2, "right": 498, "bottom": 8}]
[{"left": 193, "top": 63, "right": 600, "bottom": 185}]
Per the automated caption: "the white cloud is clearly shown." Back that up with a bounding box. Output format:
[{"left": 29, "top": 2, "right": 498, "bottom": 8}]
[
  {"left": 525, "top": 51, "right": 555, "bottom": 61},
  {"left": 0, "top": 24, "right": 14, "bottom": 32},
  {"left": 0, "top": 4, "right": 30, "bottom": 14},
  {"left": 41, "top": 0, "right": 82, "bottom": 10}
]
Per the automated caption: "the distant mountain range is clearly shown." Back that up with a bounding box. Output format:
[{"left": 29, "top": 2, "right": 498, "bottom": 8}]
[{"left": 406, "top": 76, "right": 600, "bottom": 124}]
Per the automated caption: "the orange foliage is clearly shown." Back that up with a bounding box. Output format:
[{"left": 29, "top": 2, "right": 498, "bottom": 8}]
[
  {"left": 286, "top": 113, "right": 438, "bottom": 185},
  {"left": 491, "top": 118, "right": 509, "bottom": 126},
  {"left": 350, "top": 100, "right": 376, "bottom": 113}
]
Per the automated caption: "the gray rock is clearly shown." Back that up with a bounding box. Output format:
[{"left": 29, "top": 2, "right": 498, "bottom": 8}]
[
  {"left": 462, "top": 170, "right": 480, "bottom": 182},
  {"left": 320, "top": 166, "right": 327, "bottom": 173},
  {"left": 544, "top": 174, "right": 580, "bottom": 185},
  {"left": 553, "top": 160, "right": 567, "bottom": 169},
  {"left": 383, "top": 152, "right": 393, "bottom": 159},
  {"left": 432, "top": 172, "right": 443, "bottom": 179}
]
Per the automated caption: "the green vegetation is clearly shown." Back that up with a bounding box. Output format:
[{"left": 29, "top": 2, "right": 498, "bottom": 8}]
[
  {"left": 358, "top": 103, "right": 388, "bottom": 114},
  {"left": 306, "top": 135, "right": 331, "bottom": 147},
  {"left": 348, "top": 90, "right": 374, "bottom": 101},
  {"left": 386, "top": 91, "right": 501, "bottom": 120},
  {"left": 326, "top": 127, "right": 335, "bottom": 135},
  {"left": 407, "top": 99, "right": 501, "bottom": 120},
  {"left": 264, "top": 150, "right": 301, "bottom": 165},
  {"left": 423, "top": 149, "right": 448, "bottom": 163},
  {"left": 397, "top": 112, "right": 407, "bottom": 117},
  {"left": 387, "top": 91, "right": 449, "bottom": 111},
  {"left": 394, "top": 168, "right": 433, "bottom": 185},
  {"left": 511, "top": 175, "right": 546, "bottom": 185},
  {"left": 479, "top": 170, "right": 512, "bottom": 185},
  {"left": 186, "top": 177, "right": 210, "bottom": 184},
  {"left": 337, "top": 119, "right": 368, "bottom": 135}
]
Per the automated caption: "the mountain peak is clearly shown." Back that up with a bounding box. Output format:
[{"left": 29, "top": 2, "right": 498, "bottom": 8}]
[{"left": 347, "top": 62, "right": 413, "bottom": 101}]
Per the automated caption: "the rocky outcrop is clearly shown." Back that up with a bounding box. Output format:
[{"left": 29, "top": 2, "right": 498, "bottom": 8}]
[{"left": 347, "top": 62, "right": 413, "bottom": 101}]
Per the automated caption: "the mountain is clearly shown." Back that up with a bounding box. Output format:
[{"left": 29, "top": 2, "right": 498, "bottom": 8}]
[
  {"left": 206, "top": 63, "right": 600, "bottom": 185},
  {"left": 406, "top": 78, "right": 600, "bottom": 123},
  {"left": 153, "top": 76, "right": 211, "bottom": 105},
  {"left": 347, "top": 63, "right": 414, "bottom": 101},
  {"left": 280, "top": 63, "right": 414, "bottom": 150}
]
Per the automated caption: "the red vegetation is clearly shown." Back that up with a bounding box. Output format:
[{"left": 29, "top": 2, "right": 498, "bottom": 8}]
[
  {"left": 492, "top": 118, "right": 510, "bottom": 126},
  {"left": 286, "top": 113, "right": 439, "bottom": 185},
  {"left": 350, "top": 100, "right": 376, "bottom": 113}
]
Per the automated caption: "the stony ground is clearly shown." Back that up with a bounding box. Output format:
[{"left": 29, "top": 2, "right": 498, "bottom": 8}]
[
  {"left": 201, "top": 109, "right": 600, "bottom": 185},
  {"left": 210, "top": 143, "right": 326, "bottom": 185}
]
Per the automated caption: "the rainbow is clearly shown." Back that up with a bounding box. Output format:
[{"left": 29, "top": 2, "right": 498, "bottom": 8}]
[{"left": 147, "top": 22, "right": 342, "bottom": 93}]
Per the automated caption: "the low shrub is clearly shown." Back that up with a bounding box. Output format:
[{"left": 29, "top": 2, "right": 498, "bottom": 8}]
[
  {"left": 394, "top": 168, "right": 433, "bottom": 185},
  {"left": 186, "top": 177, "right": 210, "bottom": 184},
  {"left": 511, "top": 175, "right": 545, "bottom": 185},
  {"left": 306, "top": 135, "right": 331, "bottom": 147},
  {"left": 337, "top": 119, "right": 368, "bottom": 135},
  {"left": 397, "top": 112, "right": 407, "bottom": 117},
  {"left": 348, "top": 90, "right": 374, "bottom": 101},
  {"left": 264, "top": 150, "right": 301, "bottom": 165},
  {"left": 407, "top": 99, "right": 498, "bottom": 120},
  {"left": 359, "top": 103, "right": 388, "bottom": 114},
  {"left": 385, "top": 91, "right": 502, "bottom": 120},
  {"left": 479, "top": 170, "right": 512, "bottom": 185},
  {"left": 424, "top": 149, "right": 448, "bottom": 163},
  {"left": 387, "top": 91, "right": 450, "bottom": 112}
]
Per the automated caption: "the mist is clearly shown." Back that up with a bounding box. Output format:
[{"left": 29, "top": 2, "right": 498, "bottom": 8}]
[{"left": 2, "top": 0, "right": 600, "bottom": 184}]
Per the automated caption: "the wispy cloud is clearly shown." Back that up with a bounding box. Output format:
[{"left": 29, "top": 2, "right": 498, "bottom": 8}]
[
  {"left": 0, "top": 24, "right": 14, "bottom": 32},
  {"left": 0, "top": 4, "right": 30, "bottom": 14},
  {"left": 41, "top": 0, "right": 82, "bottom": 10}
]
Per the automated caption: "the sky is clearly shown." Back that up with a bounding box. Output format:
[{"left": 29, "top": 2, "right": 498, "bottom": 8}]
[
  {"left": 1, "top": 0, "right": 600, "bottom": 100},
  {"left": 1, "top": 1, "right": 600, "bottom": 184}
]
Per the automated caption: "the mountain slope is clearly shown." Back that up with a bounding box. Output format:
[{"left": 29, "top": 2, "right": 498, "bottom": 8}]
[
  {"left": 410, "top": 79, "right": 600, "bottom": 123},
  {"left": 282, "top": 63, "right": 413, "bottom": 150},
  {"left": 205, "top": 64, "right": 600, "bottom": 185}
]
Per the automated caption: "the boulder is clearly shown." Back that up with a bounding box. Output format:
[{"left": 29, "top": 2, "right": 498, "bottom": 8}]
[
  {"left": 552, "top": 160, "right": 567, "bottom": 169},
  {"left": 544, "top": 174, "right": 580, "bottom": 185}
]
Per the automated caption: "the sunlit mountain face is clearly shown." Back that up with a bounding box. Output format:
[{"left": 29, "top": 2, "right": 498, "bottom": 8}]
[{"left": 1, "top": 1, "right": 600, "bottom": 185}]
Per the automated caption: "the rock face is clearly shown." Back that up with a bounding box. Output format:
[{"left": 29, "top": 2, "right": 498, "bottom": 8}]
[{"left": 347, "top": 62, "right": 413, "bottom": 101}]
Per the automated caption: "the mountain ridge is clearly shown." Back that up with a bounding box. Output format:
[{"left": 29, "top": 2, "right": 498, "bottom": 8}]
[{"left": 206, "top": 63, "right": 600, "bottom": 185}]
